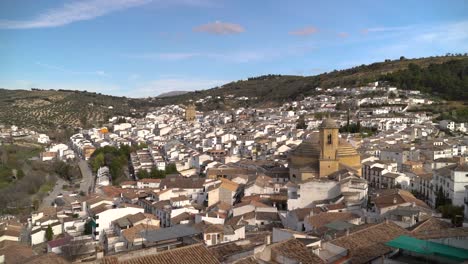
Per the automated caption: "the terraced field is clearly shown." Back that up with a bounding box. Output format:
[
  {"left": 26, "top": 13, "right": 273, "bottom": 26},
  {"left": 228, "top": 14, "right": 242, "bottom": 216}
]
[{"left": 0, "top": 89, "right": 147, "bottom": 132}]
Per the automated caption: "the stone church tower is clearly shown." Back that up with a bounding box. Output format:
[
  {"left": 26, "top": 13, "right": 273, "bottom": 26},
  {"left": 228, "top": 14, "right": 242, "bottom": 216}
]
[
  {"left": 288, "top": 118, "right": 361, "bottom": 182},
  {"left": 185, "top": 104, "right": 196, "bottom": 122},
  {"left": 318, "top": 118, "right": 340, "bottom": 177}
]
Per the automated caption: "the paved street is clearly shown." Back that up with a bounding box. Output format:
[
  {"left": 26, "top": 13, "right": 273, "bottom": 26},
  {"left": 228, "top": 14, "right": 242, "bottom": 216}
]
[
  {"left": 78, "top": 159, "right": 94, "bottom": 195},
  {"left": 39, "top": 176, "right": 66, "bottom": 209}
]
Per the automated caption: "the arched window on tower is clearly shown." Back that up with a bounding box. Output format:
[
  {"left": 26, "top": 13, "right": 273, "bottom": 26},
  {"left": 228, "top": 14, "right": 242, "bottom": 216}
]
[{"left": 327, "top": 134, "right": 332, "bottom": 144}]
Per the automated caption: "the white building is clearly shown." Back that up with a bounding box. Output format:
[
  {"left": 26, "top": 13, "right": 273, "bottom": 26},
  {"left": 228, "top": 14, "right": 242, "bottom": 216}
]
[
  {"left": 287, "top": 179, "right": 341, "bottom": 210},
  {"left": 90, "top": 206, "right": 144, "bottom": 240},
  {"left": 37, "top": 134, "right": 50, "bottom": 144},
  {"left": 433, "top": 162, "right": 468, "bottom": 207},
  {"left": 97, "top": 166, "right": 111, "bottom": 187}
]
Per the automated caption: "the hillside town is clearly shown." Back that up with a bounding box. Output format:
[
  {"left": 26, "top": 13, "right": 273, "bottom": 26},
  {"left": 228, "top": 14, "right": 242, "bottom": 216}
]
[{"left": 1, "top": 83, "right": 468, "bottom": 264}]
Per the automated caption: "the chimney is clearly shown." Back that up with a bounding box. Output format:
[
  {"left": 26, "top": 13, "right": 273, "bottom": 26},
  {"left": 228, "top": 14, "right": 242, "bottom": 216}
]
[
  {"left": 265, "top": 234, "right": 272, "bottom": 245},
  {"left": 393, "top": 197, "right": 397, "bottom": 204},
  {"left": 346, "top": 229, "right": 349, "bottom": 237}
]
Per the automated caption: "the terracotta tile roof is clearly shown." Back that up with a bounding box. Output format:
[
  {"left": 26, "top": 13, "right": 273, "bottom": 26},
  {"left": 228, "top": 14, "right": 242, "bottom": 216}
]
[
  {"left": 374, "top": 189, "right": 429, "bottom": 209},
  {"left": 291, "top": 207, "right": 313, "bottom": 221},
  {"left": 160, "top": 177, "right": 205, "bottom": 189},
  {"left": 171, "top": 212, "right": 194, "bottom": 224},
  {"left": 100, "top": 186, "right": 124, "bottom": 198},
  {"left": 216, "top": 201, "right": 232, "bottom": 211},
  {"left": 219, "top": 178, "right": 239, "bottom": 192},
  {"left": 120, "top": 181, "right": 137, "bottom": 186},
  {"left": 255, "top": 212, "right": 280, "bottom": 221},
  {"left": 412, "top": 227, "right": 468, "bottom": 240},
  {"left": 25, "top": 253, "right": 70, "bottom": 264},
  {"left": 210, "top": 232, "right": 267, "bottom": 262},
  {"left": 232, "top": 256, "right": 259, "bottom": 264},
  {"left": 0, "top": 242, "right": 35, "bottom": 264},
  {"left": 306, "top": 212, "right": 359, "bottom": 228},
  {"left": 325, "top": 202, "right": 347, "bottom": 211},
  {"left": 122, "top": 224, "right": 159, "bottom": 242},
  {"left": 140, "top": 178, "right": 162, "bottom": 183},
  {"left": 270, "top": 238, "right": 324, "bottom": 263},
  {"left": 331, "top": 221, "right": 408, "bottom": 263},
  {"left": 89, "top": 203, "right": 111, "bottom": 215},
  {"left": 234, "top": 200, "right": 269, "bottom": 209},
  {"left": 409, "top": 217, "right": 452, "bottom": 233},
  {"left": 117, "top": 243, "right": 220, "bottom": 264}
]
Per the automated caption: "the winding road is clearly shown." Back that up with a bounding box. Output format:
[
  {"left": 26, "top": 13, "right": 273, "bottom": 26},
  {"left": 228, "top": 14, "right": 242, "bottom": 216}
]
[{"left": 78, "top": 159, "right": 94, "bottom": 195}]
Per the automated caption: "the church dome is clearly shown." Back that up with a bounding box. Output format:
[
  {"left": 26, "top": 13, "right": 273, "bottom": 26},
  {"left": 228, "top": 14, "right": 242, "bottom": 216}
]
[
  {"left": 319, "top": 118, "right": 340, "bottom": 129},
  {"left": 292, "top": 141, "right": 321, "bottom": 157},
  {"left": 336, "top": 142, "right": 359, "bottom": 157}
]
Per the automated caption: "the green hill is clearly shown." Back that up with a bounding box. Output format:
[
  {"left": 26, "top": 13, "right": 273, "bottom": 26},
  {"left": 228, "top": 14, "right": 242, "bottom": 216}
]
[
  {"left": 1, "top": 55, "right": 467, "bottom": 132},
  {"left": 0, "top": 89, "right": 150, "bottom": 133},
  {"left": 156, "top": 55, "right": 468, "bottom": 108}
]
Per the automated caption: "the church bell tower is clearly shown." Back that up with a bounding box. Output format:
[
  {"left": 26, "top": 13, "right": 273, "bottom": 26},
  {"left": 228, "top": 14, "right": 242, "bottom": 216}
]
[{"left": 319, "top": 118, "right": 340, "bottom": 177}]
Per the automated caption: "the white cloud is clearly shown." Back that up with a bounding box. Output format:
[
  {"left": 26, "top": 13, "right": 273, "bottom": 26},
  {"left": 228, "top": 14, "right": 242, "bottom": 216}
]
[
  {"left": 339, "top": 20, "right": 468, "bottom": 69},
  {"left": 132, "top": 78, "right": 228, "bottom": 97},
  {"left": 0, "top": 0, "right": 213, "bottom": 29},
  {"left": 0, "top": 0, "right": 152, "bottom": 29},
  {"left": 193, "top": 21, "right": 245, "bottom": 35},
  {"left": 289, "top": 26, "right": 318, "bottom": 36}
]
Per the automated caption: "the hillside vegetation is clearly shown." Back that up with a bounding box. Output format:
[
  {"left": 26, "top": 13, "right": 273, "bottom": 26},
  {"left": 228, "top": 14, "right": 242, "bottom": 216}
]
[
  {"left": 0, "top": 89, "right": 151, "bottom": 132},
  {"left": 156, "top": 55, "right": 468, "bottom": 107},
  {"left": 1, "top": 55, "right": 467, "bottom": 131}
]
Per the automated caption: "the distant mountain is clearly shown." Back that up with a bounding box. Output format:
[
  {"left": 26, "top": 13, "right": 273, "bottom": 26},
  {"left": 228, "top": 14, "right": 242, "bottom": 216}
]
[{"left": 157, "top": 90, "right": 190, "bottom": 98}]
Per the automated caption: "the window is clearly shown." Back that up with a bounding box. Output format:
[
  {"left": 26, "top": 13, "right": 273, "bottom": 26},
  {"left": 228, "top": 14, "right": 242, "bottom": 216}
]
[
  {"left": 206, "top": 234, "right": 211, "bottom": 240},
  {"left": 327, "top": 134, "right": 332, "bottom": 144}
]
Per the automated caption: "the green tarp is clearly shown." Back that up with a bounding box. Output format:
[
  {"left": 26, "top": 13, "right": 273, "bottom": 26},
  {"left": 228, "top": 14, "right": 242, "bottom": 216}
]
[{"left": 386, "top": 235, "right": 468, "bottom": 260}]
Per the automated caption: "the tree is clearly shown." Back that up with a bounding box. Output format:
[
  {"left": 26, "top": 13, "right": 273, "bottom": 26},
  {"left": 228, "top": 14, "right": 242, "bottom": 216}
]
[
  {"left": 16, "top": 169, "right": 25, "bottom": 179},
  {"left": 165, "top": 163, "right": 178, "bottom": 175},
  {"left": 84, "top": 221, "right": 92, "bottom": 235},
  {"left": 91, "top": 152, "right": 105, "bottom": 172},
  {"left": 150, "top": 167, "right": 165, "bottom": 179},
  {"left": 437, "top": 204, "right": 463, "bottom": 223},
  {"left": 45, "top": 225, "right": 54, "bottom": 241},
  {"left": 399, "top": 56, "right": 406, "bottom": 60},
  {"left": 137, "top": 169, "right": 149, "bottom": 179},
  {"left": 435, "top": 186, "right": 447, "bottom": 208},
  {"left": 296, "top": 115, "right": 307, "bottom": 129}
]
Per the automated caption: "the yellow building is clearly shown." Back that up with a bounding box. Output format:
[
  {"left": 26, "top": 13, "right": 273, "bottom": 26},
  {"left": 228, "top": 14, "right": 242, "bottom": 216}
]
[
  {"left": 289, "top": 118, "right": 361, "bottom": 182},
  {"left": 185, "top": 104, "right": 196, "bottom": 121}
]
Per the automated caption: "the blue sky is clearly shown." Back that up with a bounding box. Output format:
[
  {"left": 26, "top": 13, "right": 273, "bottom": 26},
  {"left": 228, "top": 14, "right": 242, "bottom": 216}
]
[{"left": 0, "top": 0, "right": 467, "bottom": 97}]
